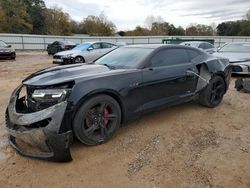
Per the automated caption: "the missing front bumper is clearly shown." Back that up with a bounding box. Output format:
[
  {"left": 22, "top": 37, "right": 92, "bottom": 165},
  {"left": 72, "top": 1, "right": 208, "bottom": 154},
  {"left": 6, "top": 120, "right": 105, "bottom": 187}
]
[
  {"left": 6, "top": 85, "right": 73, "bottom": 162},
  {"left": 8, "top": 130, "right": 72, "bottom": 162}
]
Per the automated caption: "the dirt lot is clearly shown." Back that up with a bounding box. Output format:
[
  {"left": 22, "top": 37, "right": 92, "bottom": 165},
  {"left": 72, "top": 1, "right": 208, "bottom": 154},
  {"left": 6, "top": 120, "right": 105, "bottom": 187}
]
[{"left": 0, "top": 53, "right": 250, "bottom": 188}]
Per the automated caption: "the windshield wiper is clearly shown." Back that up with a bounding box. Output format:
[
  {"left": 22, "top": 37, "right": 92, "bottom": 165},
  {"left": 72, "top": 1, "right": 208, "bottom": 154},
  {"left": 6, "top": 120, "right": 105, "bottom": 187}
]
[{"left": 103, "top": 64, "right": 116, "bottom": 70}]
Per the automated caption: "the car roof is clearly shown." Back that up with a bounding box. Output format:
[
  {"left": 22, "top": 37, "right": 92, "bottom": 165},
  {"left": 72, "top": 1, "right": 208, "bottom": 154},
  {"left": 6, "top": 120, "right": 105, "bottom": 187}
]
[
  {"left": 78, "top": 41, "right": 115, "bottom": 45},
  {"left": 180, "top": 41, "right": 207, "bottom": 44},
  {"left": 123, "top": 44, "right": 168, "bottom": 49},
  {"left": 123, "top": 44, "right": 198, "bottom": 50}
]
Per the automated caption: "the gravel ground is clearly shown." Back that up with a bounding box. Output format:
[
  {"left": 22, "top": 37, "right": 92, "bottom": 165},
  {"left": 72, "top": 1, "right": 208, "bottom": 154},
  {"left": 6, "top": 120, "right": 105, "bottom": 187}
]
[{"left": 0, "top": 54, "right": 250, "bottom": 188}]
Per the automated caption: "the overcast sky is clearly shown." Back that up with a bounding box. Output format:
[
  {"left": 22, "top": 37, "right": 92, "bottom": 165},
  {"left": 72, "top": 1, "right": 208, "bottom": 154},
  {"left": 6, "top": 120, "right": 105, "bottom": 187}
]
[{"left": 43, "top": 0, "right": 250, "bottom": 30}]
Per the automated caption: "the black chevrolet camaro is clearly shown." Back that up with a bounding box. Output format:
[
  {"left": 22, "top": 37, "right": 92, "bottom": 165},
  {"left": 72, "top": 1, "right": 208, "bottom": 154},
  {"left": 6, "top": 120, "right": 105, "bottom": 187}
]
[{"left": 5, "top": 44, "right": 231, "bottom": 162}]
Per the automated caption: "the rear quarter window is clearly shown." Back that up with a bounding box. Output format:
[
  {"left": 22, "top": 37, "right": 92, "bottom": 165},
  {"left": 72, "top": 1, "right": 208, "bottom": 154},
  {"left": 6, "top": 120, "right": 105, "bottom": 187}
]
[{"left": 186, "top": 49, "right": 203, "bottom": 62}]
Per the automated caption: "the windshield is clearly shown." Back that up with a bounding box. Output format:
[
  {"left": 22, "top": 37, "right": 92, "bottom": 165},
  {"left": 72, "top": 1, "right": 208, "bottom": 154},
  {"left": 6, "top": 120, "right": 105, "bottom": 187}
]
[
  {"left": 0, "top": 40, "right": 8, "bottom": 47},
  {"left": 73, "top": 43, "right": 91, "bottom": 51},
  {"left": 219, "top": 43, "right": 250, "bottom": 53},
  {"left": 95, "top": 47, "right": 154, "bottom": 69}
]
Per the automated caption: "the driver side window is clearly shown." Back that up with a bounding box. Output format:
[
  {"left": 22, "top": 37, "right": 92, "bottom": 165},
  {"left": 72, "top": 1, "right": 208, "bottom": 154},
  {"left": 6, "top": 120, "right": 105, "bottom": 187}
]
[
  {"left": 150, "top": 49, "right": 190, "bottom": 67},
  {"left": 91, "top": 43, "right": 102, "bottom": 49}
]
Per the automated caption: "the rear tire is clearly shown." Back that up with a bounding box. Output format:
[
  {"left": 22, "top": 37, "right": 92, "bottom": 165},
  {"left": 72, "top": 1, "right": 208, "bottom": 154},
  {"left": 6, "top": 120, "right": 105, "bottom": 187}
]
[
  {"left": 73, "top": 95, "right": 121, "bottom": 146},
  {"left": 198, "top": 75, "right": 226, "bottom": 108}
]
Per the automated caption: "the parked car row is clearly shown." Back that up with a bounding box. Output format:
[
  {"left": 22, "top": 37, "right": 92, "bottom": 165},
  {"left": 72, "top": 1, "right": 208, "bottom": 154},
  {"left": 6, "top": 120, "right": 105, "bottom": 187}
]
[
  {"left": 214, "top": 42, "right": 250, "bottom": 75},
  {"left": 49, "top": 40, "right": 250, "bottom": 75},
  {"left": 0, "top": 38, "right": 249, "bottom": 75},
  {"left": 53, "top": 42, "right": 118, "bottom": 64}
]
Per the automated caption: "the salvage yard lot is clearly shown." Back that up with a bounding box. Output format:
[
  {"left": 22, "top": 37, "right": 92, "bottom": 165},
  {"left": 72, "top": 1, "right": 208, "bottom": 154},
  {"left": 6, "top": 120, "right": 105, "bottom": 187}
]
[{"left": 0, "top": 53, "right": 250, "bottom": 188}]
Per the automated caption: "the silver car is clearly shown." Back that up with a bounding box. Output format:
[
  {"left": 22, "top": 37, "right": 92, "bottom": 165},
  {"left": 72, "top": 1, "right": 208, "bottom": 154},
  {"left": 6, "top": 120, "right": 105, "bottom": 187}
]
[
  {"left": 180, "top": 41, "right": 216, "bottom": 54},
  {"left": 53, "top": 42, "right": 117, "bottom": 65},
  {"left": 214, "top": 42, "right": 250, "bottom": 75}
]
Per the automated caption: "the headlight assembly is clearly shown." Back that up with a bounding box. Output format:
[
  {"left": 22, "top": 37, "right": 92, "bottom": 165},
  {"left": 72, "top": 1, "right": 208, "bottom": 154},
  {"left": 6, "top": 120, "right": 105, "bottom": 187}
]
[{"left": 32, "top": 89, "right": 70, "bottom": 102}]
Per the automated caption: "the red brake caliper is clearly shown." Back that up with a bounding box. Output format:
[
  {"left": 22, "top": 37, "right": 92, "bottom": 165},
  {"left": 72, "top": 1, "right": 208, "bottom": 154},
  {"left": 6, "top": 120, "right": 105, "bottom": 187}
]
[{"left": 103, "top": 106, "right": 109, "bottom": 126}]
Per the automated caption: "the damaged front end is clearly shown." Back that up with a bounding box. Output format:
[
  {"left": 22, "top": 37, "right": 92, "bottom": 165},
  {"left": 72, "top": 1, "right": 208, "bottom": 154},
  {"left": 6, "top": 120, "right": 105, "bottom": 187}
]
[{"left": 5, "top": 84, "right": 74, "bottom": 162}]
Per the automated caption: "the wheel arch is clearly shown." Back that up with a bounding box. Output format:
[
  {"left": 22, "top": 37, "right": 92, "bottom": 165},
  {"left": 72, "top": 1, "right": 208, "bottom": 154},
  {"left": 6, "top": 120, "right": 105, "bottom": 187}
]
[
  {"left": 74, "top": 55, "right": 85, "bottom": 63},
  {"left": 72, "top": 89, "right": 125, "bottom": 124},
  {"left": 197, "top": 60, "right": 229, "bottom": 92}
]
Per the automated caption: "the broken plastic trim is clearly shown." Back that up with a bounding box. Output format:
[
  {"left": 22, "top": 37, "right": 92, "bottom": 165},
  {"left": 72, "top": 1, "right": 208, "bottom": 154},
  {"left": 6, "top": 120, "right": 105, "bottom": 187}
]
[
  {"left": 9, "top": 130, "right": 72, "bottom": 162},
  {"left": 6, "top": 84, "right": 73, "bottom": 162},
  {"left": 186, "top": 70, "right": 209, "bottom": 84}
]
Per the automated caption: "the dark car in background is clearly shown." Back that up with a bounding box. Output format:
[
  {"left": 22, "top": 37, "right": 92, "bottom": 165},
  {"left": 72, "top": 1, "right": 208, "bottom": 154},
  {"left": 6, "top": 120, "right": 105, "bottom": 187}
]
[
  {"left": 180, "top": 41, "right": 216, "bottom": 54},
  {"left": 5, "top": 44, "right": 231, "bottom": 162},
  {"left": 213, "top": 42, "right": 250, "bottom": 75},
  {"left": 0, "top": 40, "right": 16, "bottom": 60},
  {"left": 47, "top": 41, "right": 76, "bottom": 55}
]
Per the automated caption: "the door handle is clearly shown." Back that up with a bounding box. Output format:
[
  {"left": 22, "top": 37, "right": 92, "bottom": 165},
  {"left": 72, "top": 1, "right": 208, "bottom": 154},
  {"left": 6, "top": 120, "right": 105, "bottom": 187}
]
[{"left": 147, "top": 67, "right": 154, "bottom": 71}]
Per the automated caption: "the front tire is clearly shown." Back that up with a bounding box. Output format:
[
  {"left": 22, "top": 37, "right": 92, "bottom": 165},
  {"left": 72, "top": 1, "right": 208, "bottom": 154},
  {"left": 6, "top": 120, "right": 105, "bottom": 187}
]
[
  {"left": 73, "top": 95, "right": 121, "bottom": 145},
  {"left": 198, "top": 75, "right": 226, "bottom": 108},
  {"left": 74, "top": 56, "right": 85, "bottom": 64}
]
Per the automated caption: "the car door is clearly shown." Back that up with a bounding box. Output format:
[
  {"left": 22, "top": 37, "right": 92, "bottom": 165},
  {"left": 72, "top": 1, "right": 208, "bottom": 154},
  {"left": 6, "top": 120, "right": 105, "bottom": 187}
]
[
  {"left": 140, "top": 48, "right": 198, "bottom": 111},
  {"left": 84, "top": 42, "right": 103, "bottom": 62},
  {"left": 100, "top": 42, "right": 116, "bottom": 55}
]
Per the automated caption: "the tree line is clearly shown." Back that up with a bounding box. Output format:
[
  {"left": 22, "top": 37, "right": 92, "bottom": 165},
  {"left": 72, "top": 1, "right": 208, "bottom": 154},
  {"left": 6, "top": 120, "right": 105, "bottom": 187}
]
[
  {"left": 0, "top": 0, "right": 249, "bottom": 36},
  {"left": 0, "top": 0, "right": 116, "bottom": 36}
]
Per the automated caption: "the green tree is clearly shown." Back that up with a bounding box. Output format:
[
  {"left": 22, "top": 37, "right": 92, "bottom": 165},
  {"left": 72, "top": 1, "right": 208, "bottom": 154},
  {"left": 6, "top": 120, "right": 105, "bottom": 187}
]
[
  {"left": 217, "top": 21, "right": 242, "bottom": 36},
  {"left": 23, "top": 0, "right": 47, "bottom": 34},
  {"left": 239, "top": 20, "right": 250, "bottom": 36},
  {"left": 151, "top": 22, "right": 169, "bottom": 35},
  {"left": 125, "top": 26, "right": 150, "bottom": 36},
  {"left": 117, "top": 31, "right": 126, "bottom": 36},
  {"left": 168, "top": 24, "right": 185, "bottom": 36},
  {"left": 186, "top": 25, "right": 198, "bottom": 36},
  {"left": 70, "top": 20, "right": 82, "bottom": 34},
  {"left": 81, "top": 13, "right": 116, "bottom": 36},
  {"left": 45, "top": 7, "right": 72, "bottom": 35},
  {"left": 186, "top": 24, "right": 213, "bottom": 36},
  {"left": 0, "top": 0, "right": 32, "bottom": 33}
]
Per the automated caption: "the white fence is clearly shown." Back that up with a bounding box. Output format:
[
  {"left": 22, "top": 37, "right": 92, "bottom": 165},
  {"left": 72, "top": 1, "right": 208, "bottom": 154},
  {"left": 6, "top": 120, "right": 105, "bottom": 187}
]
[{"left": 0, "top": 33, "right": 250, "bottom": 50}]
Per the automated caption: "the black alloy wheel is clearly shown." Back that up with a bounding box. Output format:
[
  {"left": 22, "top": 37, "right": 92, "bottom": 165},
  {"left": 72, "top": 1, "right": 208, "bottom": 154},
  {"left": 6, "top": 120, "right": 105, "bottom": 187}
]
[
  {"left": 199, "top": 75, "right": 226, "bottom": 108},
  {"left": 73, "top": 95, "right": 121, "bottom": 145},
  {"left": 209, "top": 79, "right": 225, "bottom": 106}
]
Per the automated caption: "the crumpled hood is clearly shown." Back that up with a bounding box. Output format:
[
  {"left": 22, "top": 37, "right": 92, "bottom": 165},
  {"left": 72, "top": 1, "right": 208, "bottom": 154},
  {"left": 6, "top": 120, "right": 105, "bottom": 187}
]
[
  {"left": 213, "top": 52, "right": 250, "bottom": 63},
  {"left": 55, "top": 49, "right": 83, "bottom": 56},
  {"left": 23, "top": 64, "right": 111, "bottom": 86}
]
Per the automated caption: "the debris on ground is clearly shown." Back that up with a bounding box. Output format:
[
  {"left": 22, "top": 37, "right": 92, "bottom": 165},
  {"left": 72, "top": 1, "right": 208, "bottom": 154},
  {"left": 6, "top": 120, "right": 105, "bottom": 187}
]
[{"left": 235, "top": 78, "right": 250, "bottom": 93}]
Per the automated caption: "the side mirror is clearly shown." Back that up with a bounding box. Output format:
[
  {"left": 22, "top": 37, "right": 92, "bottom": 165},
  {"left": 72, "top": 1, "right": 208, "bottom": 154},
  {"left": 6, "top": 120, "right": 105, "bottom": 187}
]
[
  {"left": 87, "top": 47, "right": 94, "bottom": 51},
  {"left": 7, "top": 44, "right": 11, "bottom": 48}
]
